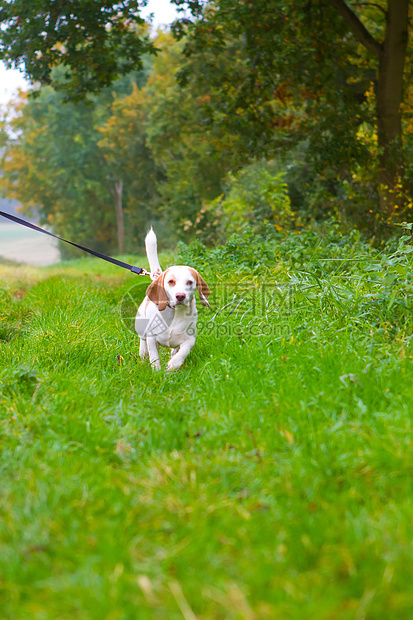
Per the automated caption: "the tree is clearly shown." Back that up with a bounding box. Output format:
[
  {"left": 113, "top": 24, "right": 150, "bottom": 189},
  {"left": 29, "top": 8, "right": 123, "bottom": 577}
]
[
  {"left": 172, "top": 0, "right": 411, "bottom": 230},
  {"left": 142, "top": 32, "right": 259, "bottom": 238},
  {"left": 0, "top": 1, "right": 162, "bottom": 252},
  {"left": 0, "top": 64, "right": 163, "bottom": 254},
  {"left": 98, "top": 82, "right": 162, "bottom": 249},
  {"left": 0, "top": 88, "right": 117, "bottom": 255},
  {"left": 330, "top": 0, "right": 409, "bottom": 216},
  {"left": 0, "top": 0, "right": 153, "bottom": 98}
]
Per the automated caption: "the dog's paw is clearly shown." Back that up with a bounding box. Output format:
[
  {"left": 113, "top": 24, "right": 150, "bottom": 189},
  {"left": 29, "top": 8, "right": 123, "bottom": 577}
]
[
  {"left": 139, "top": 348, "right": 149, "bottom": 360},
  {"left": 166, "top": 358, "right": 183, "bottom": 372}
]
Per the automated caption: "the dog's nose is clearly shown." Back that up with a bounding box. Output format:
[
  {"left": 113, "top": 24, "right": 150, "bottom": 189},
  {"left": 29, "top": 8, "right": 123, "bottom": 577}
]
[{"left": 175, "top": 293, "right": 186, "bottom": 303}]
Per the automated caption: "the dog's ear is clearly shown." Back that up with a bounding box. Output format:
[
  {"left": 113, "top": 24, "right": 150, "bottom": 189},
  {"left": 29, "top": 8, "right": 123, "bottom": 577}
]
[
  {"left": 146, "top": 272, "right": 168, "bottom": 311},
  {"left": 189, "top": 268, "right": 211, "bottom": 307}
]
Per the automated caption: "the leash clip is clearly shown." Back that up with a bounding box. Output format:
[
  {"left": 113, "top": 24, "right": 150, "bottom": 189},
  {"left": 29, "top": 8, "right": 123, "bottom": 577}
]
[{"left": 131, "top": 266, "right": 150, "bottom": 276}]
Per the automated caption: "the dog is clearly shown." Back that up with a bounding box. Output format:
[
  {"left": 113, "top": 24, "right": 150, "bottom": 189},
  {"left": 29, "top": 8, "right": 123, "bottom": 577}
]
[{"left": 135, "top": 228, "right": 210, "bottom": 371}]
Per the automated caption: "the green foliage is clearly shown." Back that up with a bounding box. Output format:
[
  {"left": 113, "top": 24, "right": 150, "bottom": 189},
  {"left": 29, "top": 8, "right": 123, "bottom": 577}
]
[
  {"left": 1, "top": 2, "right": 412, "bottom": 246},
  {"left": 174, "top": 2, "right": 371, "bottom": 176},
  {"left": 173, "top": 0, "right": 413, "bottom": 229},
  {"left": 0, "top": 63, "right": 161, "bottom": 255},
  {"left": 177, "top": 230, "right": 278, "bottom": 274},
  {"left": 0, "top": 0, "right": 153, "bottom": 99},
  {"left": 1, "top": 86, "right": 116, "bottom": 255},
  {"left": 143, "top": 32, "right": 250, "bottom": 236},
  {"left": 178, "top": 220, "right": 369, "bottom": 275},
  {"left": 97, "top": 81, "right": 163, "bottom": 245},
  {"left": 1, "top": 229, "right": 413, "bottom": 616},
  {"left": 202, "top": 160, "right": 293, "bottom": 241}
]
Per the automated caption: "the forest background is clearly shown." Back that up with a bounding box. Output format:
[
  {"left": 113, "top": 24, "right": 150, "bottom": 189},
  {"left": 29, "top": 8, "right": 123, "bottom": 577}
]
[{"left": 0, "top": 0, "right": 412, "bottom": 256}]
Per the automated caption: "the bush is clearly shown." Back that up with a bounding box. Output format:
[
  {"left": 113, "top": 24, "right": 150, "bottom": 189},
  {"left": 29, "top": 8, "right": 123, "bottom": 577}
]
[{"left": 200, "top": 160, "right": 293, "bottom": 243}]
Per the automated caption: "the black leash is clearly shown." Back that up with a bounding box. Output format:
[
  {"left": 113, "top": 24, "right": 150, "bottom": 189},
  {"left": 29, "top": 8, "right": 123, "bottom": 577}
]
[{"left": 0, "top": 210, "right": 148, "bottom": 275}]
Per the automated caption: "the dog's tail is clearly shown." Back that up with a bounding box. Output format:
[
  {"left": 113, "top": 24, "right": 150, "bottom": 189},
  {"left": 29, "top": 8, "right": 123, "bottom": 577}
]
[{"left": 145, "top": 227, "right": 162, "bottom": 280}]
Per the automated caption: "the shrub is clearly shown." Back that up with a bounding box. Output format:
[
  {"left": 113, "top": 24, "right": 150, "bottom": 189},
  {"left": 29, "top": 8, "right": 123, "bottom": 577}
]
[{"left": 200, "top": 160, "right": 293, "bottom": 243}]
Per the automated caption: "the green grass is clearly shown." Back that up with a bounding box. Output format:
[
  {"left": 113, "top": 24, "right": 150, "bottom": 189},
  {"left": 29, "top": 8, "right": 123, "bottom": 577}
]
[{"left": 1, "top": 230, "right": 413, "bottom": 619}]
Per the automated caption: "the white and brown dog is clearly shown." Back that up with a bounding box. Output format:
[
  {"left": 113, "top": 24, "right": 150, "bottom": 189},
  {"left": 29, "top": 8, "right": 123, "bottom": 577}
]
[{"left": 136, "top": 228, "right": 210, "bottom": 371}]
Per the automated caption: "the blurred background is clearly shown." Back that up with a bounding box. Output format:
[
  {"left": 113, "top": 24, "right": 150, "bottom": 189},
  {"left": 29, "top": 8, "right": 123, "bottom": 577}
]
[{"left": 1, "top": 0, "right": 412, "bottom": 265}]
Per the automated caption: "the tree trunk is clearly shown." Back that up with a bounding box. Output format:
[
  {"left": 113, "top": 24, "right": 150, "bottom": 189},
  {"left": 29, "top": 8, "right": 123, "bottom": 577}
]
[
  {"left": 113, "top": 180, "right": 124, "bottom": 254},
  {"left": 375, "top": 0, "right": 409, "bottom": 218},
  {"left": 330, "top": 0, "right": 409, "bottom": 224}
]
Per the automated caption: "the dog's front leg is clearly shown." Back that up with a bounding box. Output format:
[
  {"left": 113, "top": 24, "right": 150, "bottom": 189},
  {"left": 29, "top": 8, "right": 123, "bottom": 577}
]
[
  {"left": 139, "top": 339, "right": 148, "bottom": 359},
  {"left": 166, "top": 338, "right": 195, "bottom": 371},
  {"left": 147, "top": 337, "right": 161, "bottom": 370}
]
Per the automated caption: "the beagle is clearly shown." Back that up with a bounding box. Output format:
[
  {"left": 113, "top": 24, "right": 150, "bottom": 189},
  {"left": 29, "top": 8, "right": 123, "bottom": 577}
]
[{"left": 135, "top": 228, "right": 210, "bottom": 371}]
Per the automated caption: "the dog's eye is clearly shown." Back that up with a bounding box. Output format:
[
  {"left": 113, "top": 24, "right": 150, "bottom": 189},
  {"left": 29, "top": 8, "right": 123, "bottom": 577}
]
[
  {"left": 168, "top": 279, "right": 175, "bottom": 286},
  {"left": 187, "top": 280, "right": 194, "bottom": 286}
]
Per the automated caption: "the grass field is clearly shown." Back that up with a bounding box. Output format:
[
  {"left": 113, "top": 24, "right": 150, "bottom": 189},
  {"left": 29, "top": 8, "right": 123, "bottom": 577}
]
[{"left": 1, "top": 228, "right": 413, "bottom": 619}]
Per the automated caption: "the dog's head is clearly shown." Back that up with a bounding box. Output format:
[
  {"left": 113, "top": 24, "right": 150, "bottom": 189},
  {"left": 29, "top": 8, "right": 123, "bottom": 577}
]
[{"left": 146, "top": 266, "right": 210, "bottom": 312}]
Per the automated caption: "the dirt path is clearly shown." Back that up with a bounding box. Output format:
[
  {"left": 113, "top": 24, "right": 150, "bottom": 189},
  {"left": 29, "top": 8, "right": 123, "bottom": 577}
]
[{"left": 0, "top": 224, "right": 60, "bottom": 266}]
